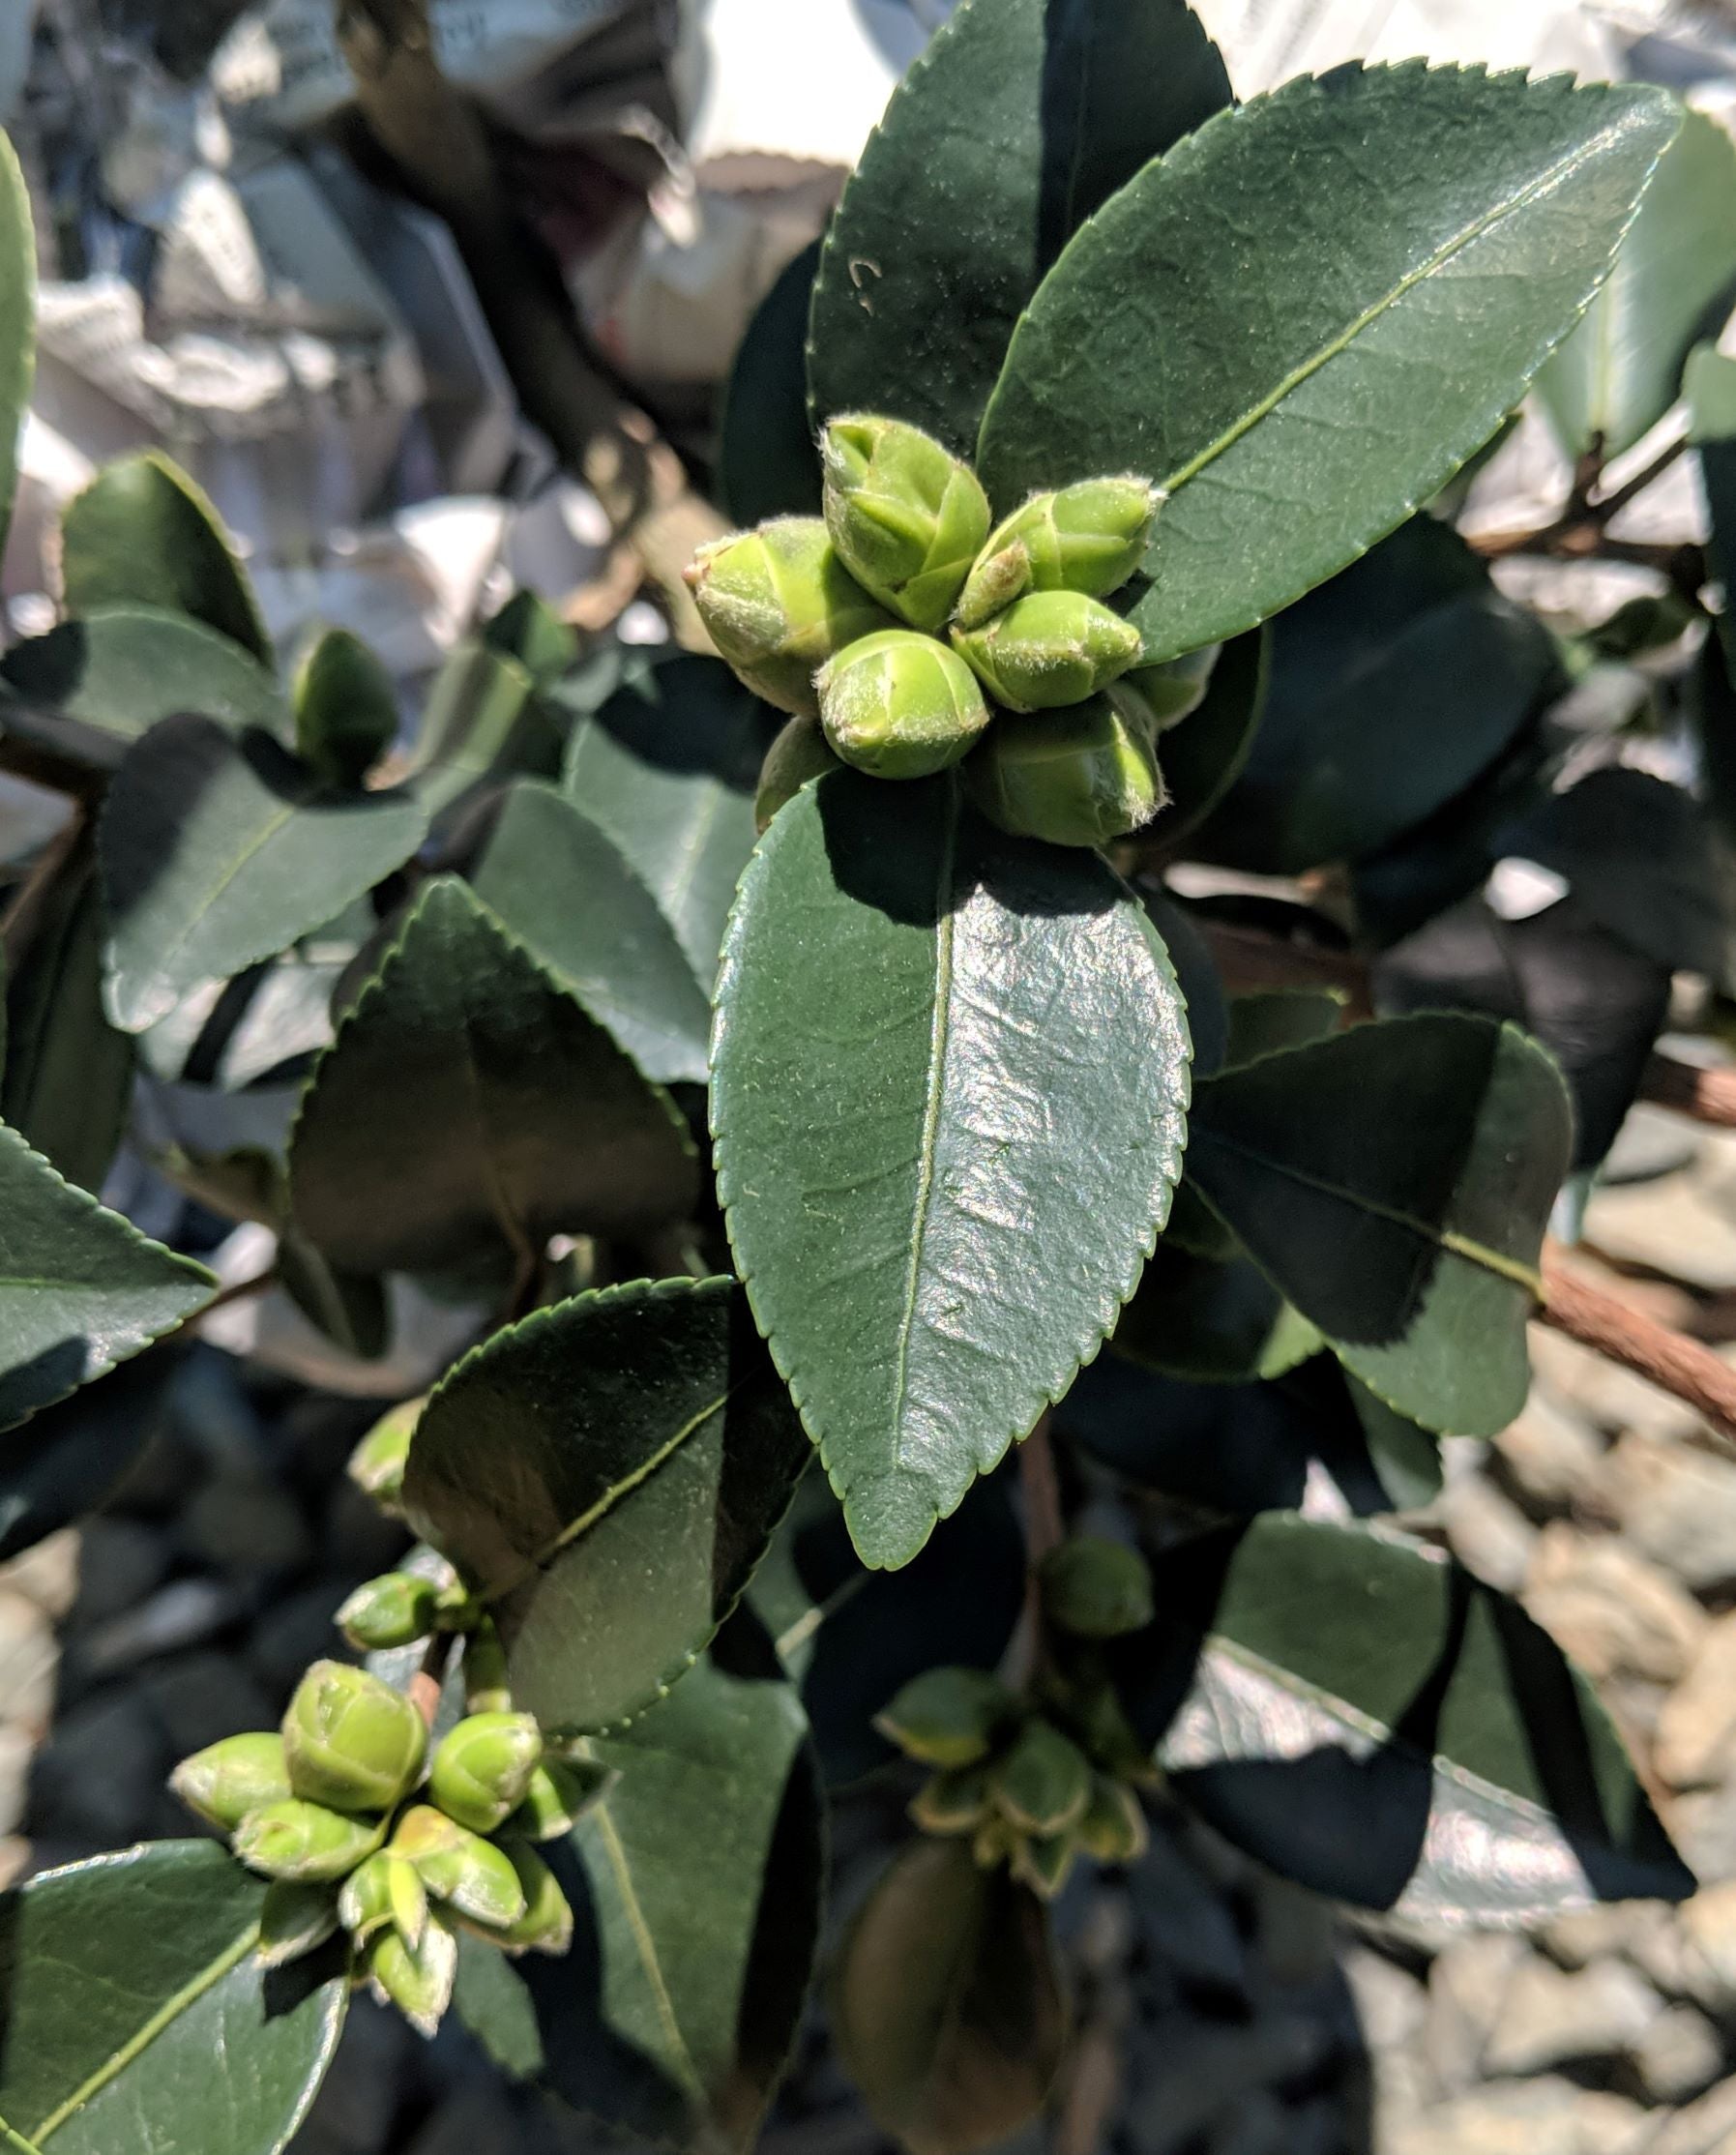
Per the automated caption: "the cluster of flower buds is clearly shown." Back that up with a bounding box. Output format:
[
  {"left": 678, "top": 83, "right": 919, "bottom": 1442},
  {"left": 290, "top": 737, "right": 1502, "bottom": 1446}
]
[
  {"left": 166, "top": 1407, "right": 608, "bottom": 2038},
  {"left": 873, "top": 1536, "right": 1159, "bottom": 1899},
  {"left": 686, "top": 414, "right": 1188, "bottom": 848}
]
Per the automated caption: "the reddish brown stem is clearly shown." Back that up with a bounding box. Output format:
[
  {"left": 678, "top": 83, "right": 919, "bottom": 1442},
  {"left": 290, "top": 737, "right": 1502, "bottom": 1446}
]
[
  {"left": 1640, "top": 1051, "right": 1736, "bottom": 1131},
  {"left": 1538, "top": 1249, "right": 1736, "bottom": 1449}
]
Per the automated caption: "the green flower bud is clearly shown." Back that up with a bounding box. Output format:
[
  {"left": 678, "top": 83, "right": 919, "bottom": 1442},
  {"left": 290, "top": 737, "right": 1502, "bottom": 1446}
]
[
  {"left": 951, "top": 541, "right": 1032, "bottom": 634},
  {"left": 1039, "top": 1537, "right": 1155, "bottom": 1640},
  {"left": 462, "top": 1621, "right": 513, "bottom": 1714},
  {"left": 347, "top": 1396, "right": 424, "bottom": 1513},
  {"left": 873, "top": 1667, "right": 1015, "bottom": 1768},
  {"left": 1011, "top": 1830, "right": 1078, "bottom": 1901},
  {"left": 1118, "top": 646, "right": 1220, "bottom": 733},
  {"left": 755, "top": 712, "right": 843, "bottom": 833},
  {"left": 257, "top": 1880, "right": 340, "bottom": 1969},
  {"left": 959, "top": 477, "right": 1159, "bottom": 628},
  {"left": 908, "top": 1764, "right": 991, "bottom": 1838},
  {"left": 336, "top": 1573, "right": 442, "bottom": 1653},
  {"left": 952, "top": 591, "right": 1142, "bottom": 712},
  {"left": 428, "top": 1711, "right": 544, "bottom": 1834},
  {"left": 989, "top": 1720, "right": 1092, "bottom": 1836},
  {"left": 393, "top": 1805, "right": 528, "bottom": 1930},
  {"left": 339, "top": 1849, "right": 429, "bottom": 1951},
  {"left": 686, "top": 518, "right": 896, "bottom": 717},
  {"left": 233, "top": 1800, "right": 388, "bottom": 1883},
  {"left": 818, "top": 629, "right": 990, "bottom": 780},
  {"left": 460, "top": 1845, "right": 574, "bottom": 1958},
  {"left": 1075, "top": 1777, "right": 1148, "bottom": 1866},
  {"left": 821, "top": 414, "right": 991, "bottom": 632},
  {"left": 282, "top": 1661, "right": 428, "bottom": 1816},
  {"left": 970, "top": 1812, "right": 1021, "bottom": 1871},
  {"left": 504, "top": 1757, "right": 614, "bottom": 1843},
  {"left": 170, "top": 1731, "right": 290, "bottom": 1833},
  {"left": 366, "top": 1906, "right": 458, "bottom": 2040},
  {"left": 964, "top": 693, "right": 1166, "bottom": 848}
]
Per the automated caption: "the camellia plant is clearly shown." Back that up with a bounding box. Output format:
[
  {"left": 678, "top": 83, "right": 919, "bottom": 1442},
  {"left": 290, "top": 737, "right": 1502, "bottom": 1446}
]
[{"left": 9, "top": 0, "right": 1736, "bottom": 2148}]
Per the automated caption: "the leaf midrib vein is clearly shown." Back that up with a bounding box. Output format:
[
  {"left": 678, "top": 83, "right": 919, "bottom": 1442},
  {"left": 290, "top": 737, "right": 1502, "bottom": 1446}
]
[
  {"left": 1195, "top": 1127, "right": 1541, "bottom": 1291},
  {"left": 1160, "top": 119, "right": 1633, "bottom": 500},
  {"left": 890, "top": 805, "right": 957, "bottom": 1466},
  {"left": 31, "top": 1922, "right": 256, "bottom": 2141},
  {"left": 589, "top": 1803, "right": 709, "bottom": 2110}
]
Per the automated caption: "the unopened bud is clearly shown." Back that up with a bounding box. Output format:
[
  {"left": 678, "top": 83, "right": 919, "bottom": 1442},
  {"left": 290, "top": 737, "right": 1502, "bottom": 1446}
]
[
  {"left": 1118, "top": 645, "right": 1220, "bottom": 733},
  {"left": 1011, "top": 1830, "right": 1077, "bottom": 1900},
  {"left": 170, "top": 1731, "right": 290, "bottom": 1832},
  {"left": 337, "top": 1573, "right": 441, "bottom": 1653},
  {"left": 1076, "top": 1776, "right": 1148, "bottom": 1865},
  {"left": 952, "top": 591, "right": 1141, "bottom": 712},
  {"left": 428, "top": 1711, "right": 544, "bottom": 1834},
  {"left": 874, "top": 1667, "right": 1015, "bottom": 1768},
  {"left": 958, "top": 479, "right": 1160, "bottom": 628},
  {"left": 393, "top": 1805, "right": 528, "bottom": 1930},
  {"left": 909, "top": 1765, "right": 991, "bottom": 1837},
  {"left": 686, "top": 518, "right": 895, "bottom": 717},
  {"left": 1039, "top": 1537, "right": 1155, "bottom": 1640},
  {"left": 952, "top": 541, "right": 1032, "bottom": 634},
  {"left": 461, "top": 1845, "right": 574, "bottom": 1958},
  {"left": 348, "top": 1396, "right": 424, "bottom": 1512},
  {"left": 818, "top": 629, "right": 989, "bottom": 780},
  {"left": 233, "top": 1799, "right": 388, "bottom": 1883},
  {"left": 971, "top": 1813, "right": 1021, "bottom": 1871},
  {"left": 257, "top": 1880, "right": 340, "bottom": 1968},
  {"left": 462, "top": 1621, "right": 513, "bottom": 1713},
  {"left": 504, "top": 1757, "right": 613, "bottom": 1843},
  {"left": 282, "top": 1661, "right": 427, "bottom": 1816},
  {"left": 965, "top": 694, "right": 1166, "bottom": 848},
  {"left": 821, "top": 415, "right": 990, "bottom": 632},
  {"left": 339, "top": 1849, "right": 428, "bottom": 1951},
  {"left": 366, "top": 1906, "right": 458, "bottom": 2039},
  {"left": 755, "top": 712, "right": 842, "bottom": 833},
  {"left": 989, "top": 1720, "right": 1092, "bottom": 1836}
]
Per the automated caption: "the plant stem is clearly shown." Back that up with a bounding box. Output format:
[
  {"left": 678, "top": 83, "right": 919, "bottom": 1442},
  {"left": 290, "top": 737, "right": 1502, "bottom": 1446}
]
[
  {"left": 0, "top": 806, "right": 83, "bottom": 971},
  {"left": 1587, "top": 430, "right": 1690, "bottom": 527},
  {"left": 1640, "top": 1050, "right": 1736, "bottom": 1130},
  {"left": 1538, "top": 1247, "right": 1736, "bottom": 1447},
  {"left": 332, "top": 0, "right": 726, "bottom": 640},
  {"left": 193, "top": 1267, "right": 280, "bottom": 1320},
  {"left": 1018, "top": 1413, "right": 1065, "bottom": 1566},
  {"left": 409, "top": 1631, "right": 456, "bottom": 1729}
]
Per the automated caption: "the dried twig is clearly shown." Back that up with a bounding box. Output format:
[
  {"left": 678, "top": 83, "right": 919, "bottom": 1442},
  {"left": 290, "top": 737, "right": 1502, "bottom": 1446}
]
[{"left": 333, "top": 0, "right": 725, "bottom": 639}]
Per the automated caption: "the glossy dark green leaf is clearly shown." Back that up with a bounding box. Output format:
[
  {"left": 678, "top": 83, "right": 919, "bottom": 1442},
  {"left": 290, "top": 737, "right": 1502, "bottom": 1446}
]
[
  {"left": 1500, "top": 766, "right": 1721, "bottom": 975},
  {"left": 1187, "top": 1014, "right": 1572, "bottom": 1434},
  {"left": 2, "top": 846, "right": 132, "bottom": 1194},
  {"left": 404, "top": 1278, "right": 809, "bottom": 1734},
  {"left": 1114, "top": 1239, "right": 1320, "bottom": 1384},
  {"left": 412, "top": 642, "right": 560, "bottom": 803},
  {"left": 480, "top": 590, "right": 578, "bottom": 687},
  {"left": 0, "top": 1840, "right": 345, "bottom": 2154},
  {"left": 750, "top": 1466, "right": 1025, "bottom": 1785},
  {"left": 508, "top": 1635, "right": 823, "bottom": 2151},
  {"left": 290, "top": 878, "right": 696, "bottom": 1278},
  {"left": 721, "top": 239, "right": 823, "bottom": 525},
  {"left": 469, "top": 781, "right": 714, "bottom": 1087},
  {"left": 98, "top": 716, "right": 429, "bottom": 1032},
  {"left": 1538, "top": 105, "right": 1736, "bottom": 459},
  {"left": 0, "top": 608, "right": 288, "bottom": 745},
  {"left": 1060, "top": 1350, "right": 1438, "bottom": 1518},
  {"left": 1119, "top": 1515, "right": 1693, "bottom": 1918},
  {"left": 809, "top": 0, "right": 1231, "bottom": 452},
  {"left": 292, "top": 626, "right": 398, "bottom": 787},
  {"left": 0, "top": 1124, "right": 212, "bottom": 1432},
  {"left": 1192, "top": 518, "right": 1562, "bottom": 872},
  {"left": 978, "top": 67, "right": 1679, "bottom": 656},
  {"left": 0, "top": 132, "right": 35, "bottom": 559},
  {"left": 1152, "top": 628, "right": 1267, "bottom": 847},
  {"left": 60, "top": 453, "right": 272, "bottom": 663},
  {"left": 713, "top": 770, "right": 1190, "bottom": 1569},
  {"left": 0, "top": 1346, "right": 176, "bottom": 1563},
  {"left": 833, "top": 1838, "right": 1066, "bottom": 2155},
  {"left": 562, "top": 657, "right": 777, "bottom": 990},
  {"left": 1221, "top": 989, "right": 1344, "bottom": 1071}
]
